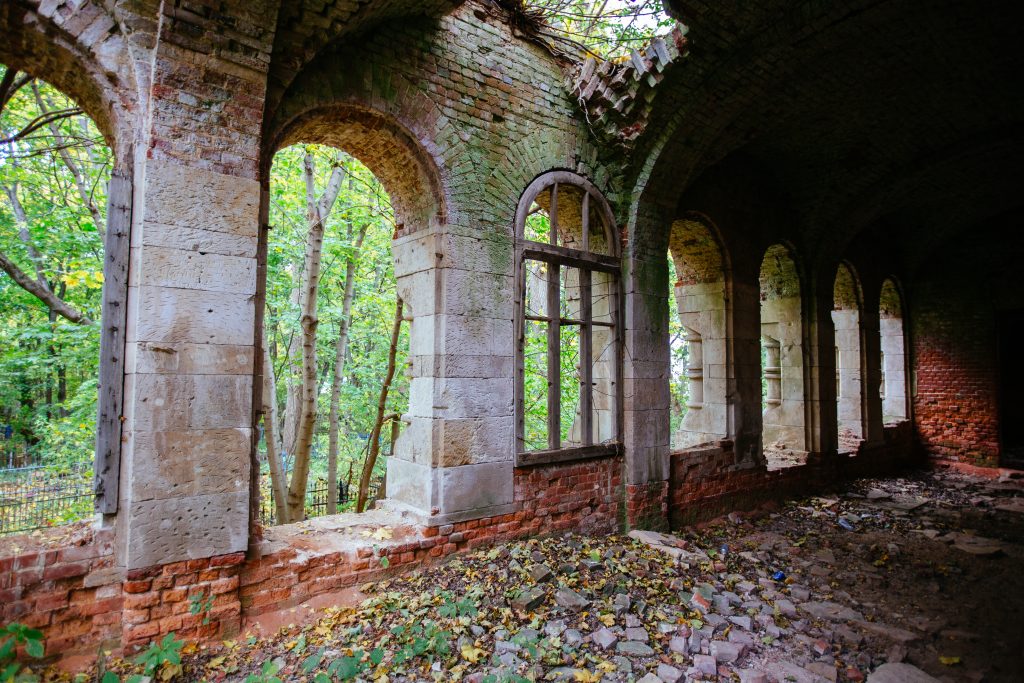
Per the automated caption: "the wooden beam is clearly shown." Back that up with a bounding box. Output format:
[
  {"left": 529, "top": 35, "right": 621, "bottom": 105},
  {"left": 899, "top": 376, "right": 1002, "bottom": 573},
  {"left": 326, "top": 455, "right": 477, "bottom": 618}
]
[
  {"left": 581, "top": 268, "right": 593, "bottom": 446},
  {"left": 94, "top": 166, "right": 132, "bottom": 515},
  {"left": 515, "top": 442, "right": 621, "bottom": 468},
  {"left": 547, "top": 261, "right": 560, "bottom": 450},
  {"left": 522, "top": 243, "right": 619, "bottom": 273}
]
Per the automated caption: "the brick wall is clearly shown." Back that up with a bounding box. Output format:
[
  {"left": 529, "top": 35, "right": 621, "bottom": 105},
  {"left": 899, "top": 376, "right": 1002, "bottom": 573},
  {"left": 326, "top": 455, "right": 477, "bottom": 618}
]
[
  {"left": 912, "top": 281, "right": 1001, "bottom": 467},
  {"left": 0, "top": 526, "right": 120, "bottom": 657}
]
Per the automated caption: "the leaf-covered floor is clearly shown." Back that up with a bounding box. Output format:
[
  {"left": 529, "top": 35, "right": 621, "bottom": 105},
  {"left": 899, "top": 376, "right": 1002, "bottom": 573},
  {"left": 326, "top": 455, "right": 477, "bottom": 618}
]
[{"left": 42, "top": 468, "right": 1024, "bottom": 682}]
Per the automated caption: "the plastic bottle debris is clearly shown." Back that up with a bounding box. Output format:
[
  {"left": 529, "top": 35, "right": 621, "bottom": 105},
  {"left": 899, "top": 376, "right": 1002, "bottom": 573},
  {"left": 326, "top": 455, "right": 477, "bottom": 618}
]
[
  {"left": 772, "top": 570, "right": 786, "bottom": 581},
  {"left": 720, "top": 544, "right": 729, "bottom": 559},
  {"left": 838, "top": 518, "right": 856, "bottom": 531}
]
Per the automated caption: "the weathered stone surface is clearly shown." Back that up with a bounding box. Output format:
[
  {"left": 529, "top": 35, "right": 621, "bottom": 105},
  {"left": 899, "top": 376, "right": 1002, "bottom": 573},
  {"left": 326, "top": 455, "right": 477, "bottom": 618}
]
[{"left": 866, "top": 663, "right": 941, "bottom": 683}]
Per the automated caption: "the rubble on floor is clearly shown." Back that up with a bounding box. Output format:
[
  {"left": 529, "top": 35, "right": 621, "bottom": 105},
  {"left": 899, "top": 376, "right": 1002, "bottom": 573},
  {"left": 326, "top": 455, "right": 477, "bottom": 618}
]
[{"left": 54, "top": 469, "right": 1023, "bottom": 682}]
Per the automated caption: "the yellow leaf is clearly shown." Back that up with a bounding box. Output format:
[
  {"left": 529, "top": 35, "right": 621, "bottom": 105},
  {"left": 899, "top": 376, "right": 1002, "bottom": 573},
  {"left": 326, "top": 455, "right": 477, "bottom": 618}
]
[
  {"left": 160, "top": 663, "right": 182, "bottom": 681},
  {"left": 940, "top": 656, "right": 962, "bottom": 666},
  {"left": 461, "top": 643, "right": 486, "bottom": 663},
  {"left": 372, "top": 527, "right": 394, "bottom": 541},
  {"left": 598, "top": 614, "right": 616, "bottom": 626},
  {"left": 574, "top": 670, "right": 602, "bottom": 682}
]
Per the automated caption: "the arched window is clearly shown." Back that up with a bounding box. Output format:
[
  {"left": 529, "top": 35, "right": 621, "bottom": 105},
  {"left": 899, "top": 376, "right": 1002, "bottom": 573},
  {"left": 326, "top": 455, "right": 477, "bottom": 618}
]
[
  {"left": 515, "top": 172, "right": 621, "bottom": 465},
  {"left": 879, "top": 278, "right": 908, "bottom": 423},
  {"left": 833, "top": 262, "right": 865, "bottom": 452},
  {"left": 759, "top": 244, "right": 806, "bottom": 468}
]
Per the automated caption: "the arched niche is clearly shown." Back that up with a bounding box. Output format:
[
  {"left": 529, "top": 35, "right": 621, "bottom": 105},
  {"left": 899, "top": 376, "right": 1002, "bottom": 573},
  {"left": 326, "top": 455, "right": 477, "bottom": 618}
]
[
  {"left": 668, "top": 217, "right": 729, "bottom": 448},
  {"left": 759, "top": 243, "right": 807, "bottom": 464},
  {"left": 832, "top": 262, "right": 865, "bottom": 451}
]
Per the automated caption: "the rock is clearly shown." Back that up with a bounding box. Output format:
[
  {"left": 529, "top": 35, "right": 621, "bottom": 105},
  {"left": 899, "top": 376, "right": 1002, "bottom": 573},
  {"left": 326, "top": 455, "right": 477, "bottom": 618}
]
[
  {"left": 511, "top": 587, "right": 545, "bottom": 612},
  {"left": 694, "top": 654, "right": 717, "bottom": 676},
  {"left": 554, "top": 588, "right": 590, "bottom": 611},
  {"left": 690, "top": 591, "right": 711, "bottom": 614},
  {"left": 625, "top": 613, "right": 642, "bottom": 628},
  {"left": 710, "top": 640, "right": 744, "bottom": 663},
  {"left": 728, "top": 630, "right": 755, "bottom": 648},
  {"left": 885, "top": 644, "right": 907, "bottom": 663},
  {"left": 613, "top": 656, "right": 632, "bottom": 673},
  {"left": 657, "top": 663, "right": 685, "bottom": 682},
  {"left": 807, "top": 662, "right": 838, "bottom": 681},
  {"left": 812, "top": 638, "right": 830, "bottom": 655},
  {"left": 729, "top": 615, "right": 753, "bottom": 630},
  {"left": 625, "top": 627, "right": 650, "bottom": 642},
  {"left": 790, "top": 585, "right": 811, "bottom": 601},
  {"left": 775, "top": 599, "right": 798, "bottom": 617},
  {"left": 592, "top": 627, "right": 618, "bottom": 650},
  {"left": 866, "top": 663, "right": 941, "bottom": 683},
  {"left": 852, "top": 620, "right": 919, "bottom": 643},
  {"left": 669, "top": 636, "right": 688, "bottom": 654},
  {"left": 564, "top": 629, "right": 584, "bottom": 645},
  {"left": 495, "top": 640, "right": 520, "bottom": 653},
  {"left": 544, "top": 619, "right": 567, "bottom": 637},
  {"left": 530, "top": 563, "right": 554, "bottom": 583},
  {"left": 616, "top": 640, "right": 655, "bottom": 657},
  {"left": 548, "top": 668, "right": 587, "bottom": 682},
  {"left": 738, "top": 670, "right": 768, "bottom": 683},
  {"left": 613, "top": 593, "right": 632, "bottom": 615},
  {"left": 764, "top": 660, "right": 833, "bottom": 683},
  {"left": 636, "top": 675, "right": 662, "bottom": 683},
  {"left": 798, "top": 601, "right": 863, "bottom": 622}
]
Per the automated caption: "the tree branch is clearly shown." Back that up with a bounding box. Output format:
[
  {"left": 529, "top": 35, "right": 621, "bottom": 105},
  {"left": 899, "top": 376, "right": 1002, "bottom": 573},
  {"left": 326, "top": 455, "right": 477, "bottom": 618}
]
[{"left": 0, "top": 249, "right": 94, "bottom": 325}]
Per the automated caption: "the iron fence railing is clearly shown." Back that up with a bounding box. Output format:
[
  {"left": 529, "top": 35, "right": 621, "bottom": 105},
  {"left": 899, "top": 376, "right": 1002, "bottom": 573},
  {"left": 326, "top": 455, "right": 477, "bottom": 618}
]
[
  {"left": 258, "top": 474, "right": 385, "bottom": 526},
  {"left": 0, "top": 463, "right": 94, "bottom": 536},
  {"left": 0, "top": 461, "right": 387, "bottom": 534}
]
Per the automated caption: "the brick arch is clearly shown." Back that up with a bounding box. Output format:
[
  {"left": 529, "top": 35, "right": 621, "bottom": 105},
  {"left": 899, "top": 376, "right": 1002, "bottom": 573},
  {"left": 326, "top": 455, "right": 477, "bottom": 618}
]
[
  {"left": 759, "top": 243, "right": 802, "bottom": 302},
  {"left": 271, "top": 104, "right": 446, "bottom": 234},
  {"left": 879, "top": 277, "right": 904, "bottom": 319},
  {"left": 833, "top": 261, "right": 862, "bottom": 311},
  {"left": 0, "top": 0, "right": 133, "bottom": 160},
  {"left": 669, "top": 214, "right": 728, "bottom": 287}
]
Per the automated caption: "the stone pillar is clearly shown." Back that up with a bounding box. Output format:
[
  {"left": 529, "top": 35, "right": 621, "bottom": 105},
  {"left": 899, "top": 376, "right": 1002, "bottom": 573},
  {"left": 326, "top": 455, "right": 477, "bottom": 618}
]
[
  {"left": 115, "top": 5, "right": 271, "bottom": 570},
  {"left": 622, "top": 251, "right": 671, "bottom": 529},
  {"left": 731, "top": 277, "right": 764, "bottom": 464},
  {"left": 386, "top": 227, "right": 517, "bottom": 525},
  {"left": 803, "top": 275, "right": 839, "bottom": 459},
  {"left": 832, "top": 307, "right": 864, "bottom": 442},
  {"left": 860, "top": 303, "right": 885, "bottom": 445}
]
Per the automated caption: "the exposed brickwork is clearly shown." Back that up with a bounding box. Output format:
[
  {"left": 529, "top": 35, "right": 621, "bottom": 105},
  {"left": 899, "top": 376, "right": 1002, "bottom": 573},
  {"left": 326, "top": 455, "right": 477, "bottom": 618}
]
[
  {"left": 121, "top": 552, "right": 246, "bottom": 648},
  {"left": 913, "top": 282, "right": 1001, "bottom": 467},
  {"left": 0, "top": 525, "right": 120, "bottom": 658},
  {"left": 668, "top": 424, "right": 914, "bottom": 528}
]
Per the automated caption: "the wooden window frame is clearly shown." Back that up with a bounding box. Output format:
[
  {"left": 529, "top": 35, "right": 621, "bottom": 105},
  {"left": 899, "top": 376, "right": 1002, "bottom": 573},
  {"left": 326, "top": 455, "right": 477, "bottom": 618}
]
[{"left": 513, "top": 171, "right": 623, "bottom": 467}]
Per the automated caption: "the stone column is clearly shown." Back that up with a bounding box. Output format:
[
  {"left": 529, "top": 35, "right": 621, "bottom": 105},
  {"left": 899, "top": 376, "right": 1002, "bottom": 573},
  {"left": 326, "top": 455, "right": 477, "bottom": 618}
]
[
  {"left": 386, "top": 227, "right": 517, "bottom": 525},
  {"left": 803, "top": 275, "right": 839, "bottom": 459},
  {"left": 860, "top": 303, "right": 885, "bottom": 445},
  {"left": 115, "top": 5, "right": 271, "bottom": 569}
]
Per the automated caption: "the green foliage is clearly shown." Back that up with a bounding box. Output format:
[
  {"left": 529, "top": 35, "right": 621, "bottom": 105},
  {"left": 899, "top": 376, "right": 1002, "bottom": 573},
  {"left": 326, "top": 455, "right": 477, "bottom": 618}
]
[
  {"left": 0, "top": 64, "right": 110, "bottom": 474},
  {"left": 188, "top": 591, "right": 214, "bottom": 626},
  {"left": 524, "top": 1, "right": 676, "bottom": 59},
  {"left": 244, "top": 658, "right": 284, "bottom": 683},
  {"left": 132, "top": 633, "right": 183, "bottom": 680},
  {"left": 0, "top": 622, "right": 45, "bottom": 683},
  {"left": 263, "top": 145, "right": 407, "bottom": 493}
]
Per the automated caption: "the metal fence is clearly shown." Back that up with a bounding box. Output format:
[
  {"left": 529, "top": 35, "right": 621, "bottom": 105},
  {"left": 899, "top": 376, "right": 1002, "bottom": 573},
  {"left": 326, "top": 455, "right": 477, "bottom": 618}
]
[
  {"left": 0, "top": 461, "right": 387, "bottom": 535},
  {"left": 0, "top": 463, "right": 94, "bottom": 536},
  {"left": 258, "top": 474, "right": 385, "bottom": 526}
]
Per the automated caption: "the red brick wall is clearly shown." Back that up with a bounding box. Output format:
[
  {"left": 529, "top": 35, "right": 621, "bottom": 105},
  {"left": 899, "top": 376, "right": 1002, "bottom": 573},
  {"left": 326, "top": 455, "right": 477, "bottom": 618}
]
[
  {"left": 0, "top": 526, "right": 120, "bottom": 657},
  {"left": 912, "top": 282, "right": 1001, "bottom": 467}
]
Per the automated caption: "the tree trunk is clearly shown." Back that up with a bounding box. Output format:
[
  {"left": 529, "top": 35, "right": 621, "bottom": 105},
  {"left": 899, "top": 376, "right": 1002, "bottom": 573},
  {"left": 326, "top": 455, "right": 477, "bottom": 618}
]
[
  {"left": 283, "top": 152, "right": 347, "bottom": 522},
  {"left": 262, "top": 343, "right": 289, "bottom": 523},
  {"left": 327, "top": 224, "right": 368, "bottom": 514},
  {"left": 357, "top": 298, "right": 404, "bottom": 513}
]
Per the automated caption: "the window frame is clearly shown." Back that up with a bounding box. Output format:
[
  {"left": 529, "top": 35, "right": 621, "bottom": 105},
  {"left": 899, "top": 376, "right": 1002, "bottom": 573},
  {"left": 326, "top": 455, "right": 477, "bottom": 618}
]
[{"left": 513, "top": 171, "right": 623, "bottom": 467}]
